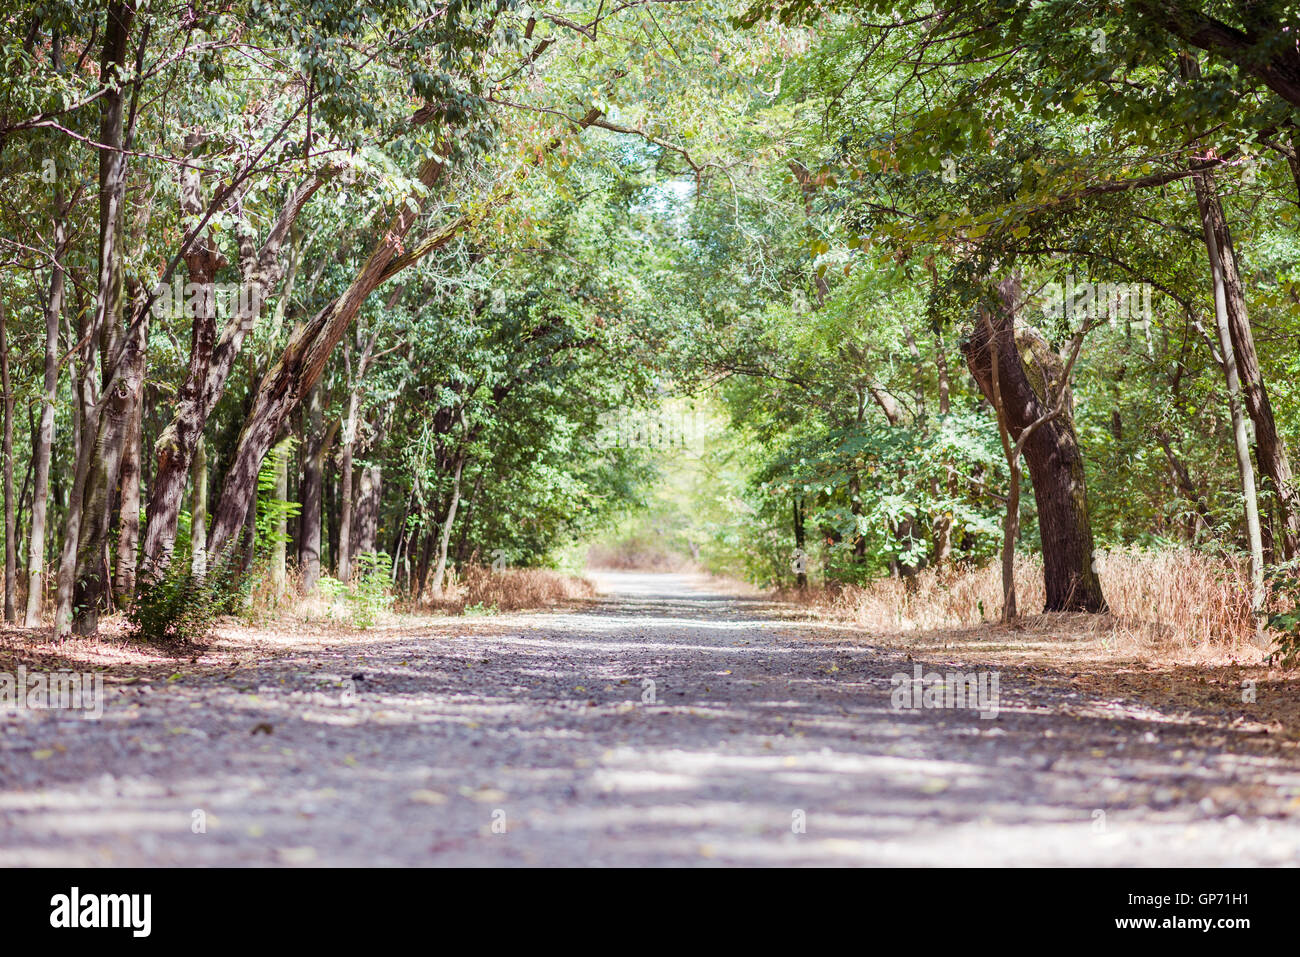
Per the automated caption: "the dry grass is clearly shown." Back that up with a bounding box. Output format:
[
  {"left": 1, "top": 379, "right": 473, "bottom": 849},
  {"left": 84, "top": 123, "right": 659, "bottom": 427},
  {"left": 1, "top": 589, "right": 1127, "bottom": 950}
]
[
  {"left": 779, "top": 547, "right": 1262, "bottom": 660},
  {"left": 413, "top": 564, "right": 596, "bottom": 615},
  {"left": 584, "top": 543, "right": 693, "bottom": 572},
  {"left": 246, "top": 563, "right": 596, "bottom": 620}
]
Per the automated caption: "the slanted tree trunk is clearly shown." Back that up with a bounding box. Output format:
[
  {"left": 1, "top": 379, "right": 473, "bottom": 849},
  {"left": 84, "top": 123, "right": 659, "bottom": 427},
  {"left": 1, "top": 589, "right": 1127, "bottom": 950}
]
[
  {"left": 1193, "top": 167, "right": 1266, "bottom": 637},
  {"left": 206, "top": 113, "right": 604, "bottom": 566},
  {"left": 205, "top": 153, "right": 450, "bottom": 567},
  {"left": 138, "top": 169, "right": 320, "bottom": 584},
  {"left": 1180, "top": 53, "right": 1300, "bottom": 562},
  {"left": 1195, "top": 165, "right": 1300, "bottom": 560},
  {"left": 962, "top": 276, "right": 1107, "bottom": 614}
]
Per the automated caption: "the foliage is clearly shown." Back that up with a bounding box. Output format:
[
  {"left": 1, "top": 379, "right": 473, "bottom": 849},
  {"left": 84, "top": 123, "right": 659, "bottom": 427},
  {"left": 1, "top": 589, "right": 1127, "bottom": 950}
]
[
  {"left": 124, "top": 561, "right": 246, "bottom": 648},
  {"left": 348, "top": 551, "right": 395, "bottom": 628}
]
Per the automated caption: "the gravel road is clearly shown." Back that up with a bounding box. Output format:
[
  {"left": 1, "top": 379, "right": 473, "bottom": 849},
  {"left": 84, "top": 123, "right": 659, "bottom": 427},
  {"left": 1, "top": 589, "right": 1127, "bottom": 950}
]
[{"left": 3, "top": 571, "right": 1300, "bottom": 866}]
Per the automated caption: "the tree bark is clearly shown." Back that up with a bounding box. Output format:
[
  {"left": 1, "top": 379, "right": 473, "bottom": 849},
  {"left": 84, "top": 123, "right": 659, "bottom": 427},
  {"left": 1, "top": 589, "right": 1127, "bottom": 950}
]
[
  {"left": 70, "top": 296, "right": 149, "bottom": 635},
  {"left": 0, "top": 300, "right": 15, "bottom": 621},
  {"left": 111, "top": 365, "right": 143, "bottom": 604},
  {"left": 205, "top": 154, "right": 450, "bottom": 566},
  {"left": 190, "top": 436, "right": 207, "bottom": 578},
  {"left": 1178, "top": 52, "right": 1300, "bottom": 560},
  {"left": 962, "top": 277, "right": 1107, "bottom": 614},
  {"left": 1194, "top": 164, "right": 1300, "bottom": 559},
  {"left": 336, "top": 378, "right": 359, "bottom": 581},
  {"left": 297, "top": 385, "right": 333, "bottom": 590},
  {"left": 1137, "top": 1, "right": 1300, "bottom": 109},
  {"left": 55, "top": 1, "right": 136, "bottom": 638},
  {"left": 1192, "top": 168, "right": 1266, "bottom": 635},
  {"left": 139, "top": 177, "right": 321, "bottom": 586},
  {"left": 25, "top": 191, "right": 68, "bottom": 626},
  {"left": 793, "top": 496, "right": 808, "bottom": 588},
  {"left": 353, "top": 464, "right": 382, "bottom": 557},
  {"left": 430, "top": 454, "right": 463, "bottom": 597},
  {"left": 270, "top": 437, "right": 289, "bottom": 598}
]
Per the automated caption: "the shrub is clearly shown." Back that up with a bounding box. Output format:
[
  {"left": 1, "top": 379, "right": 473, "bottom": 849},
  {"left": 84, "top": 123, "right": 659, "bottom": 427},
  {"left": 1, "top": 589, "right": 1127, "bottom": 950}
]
[
  {"left": 348, "top": 551, "right": 394, "bottom": 628},
  {"left": 124, "top": 558, "right": 246, "bottom": 648},
  {"left": 1266, "top": 559, "right": 1300, "bottom": 668}
]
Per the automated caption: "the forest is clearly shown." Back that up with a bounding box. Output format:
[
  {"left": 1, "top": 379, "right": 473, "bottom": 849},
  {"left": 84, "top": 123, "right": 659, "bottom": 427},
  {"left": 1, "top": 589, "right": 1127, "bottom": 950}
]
[
  {"left": 5, "top": 0, "right": 1300, "bottom": 652},
  {"left": 2, "top": 0, "right": 1300, "bottom": 872}
]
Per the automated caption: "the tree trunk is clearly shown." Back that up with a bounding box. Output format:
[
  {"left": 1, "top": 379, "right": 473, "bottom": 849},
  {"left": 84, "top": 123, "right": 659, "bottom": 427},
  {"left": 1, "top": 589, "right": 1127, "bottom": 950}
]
[
  {"left": 0, "top": 300, "right": 14, "bottom": 622},
  {"left": 205, "top": 115, "right": 603, "bottom": 566},
  {"left": 980, "top": 304, "right": 1022, "bottom": 622},
  {"left": 138, "top": 170, "right": 320, "bottom": 584},
  {"left": 1192, "top": 168, "right": 1266, "bottom": 635},
  {"left": 190, "top": 436, "right": 207, "bottom": 578},
  {"left": 1195, "top": 166, "right": 1300, "bottom": 560},
  {"left": 111, "top": 368, "right": 143, "bottom": 605},
  {"left": 336, "top": 381, "right": 360, "bottom": 581},
  {"left": 430, "top": 454, "right": 464, "bottom": 597},
  {"left": 962, "top": 277, "right": 1107, "bottom": 614},
  {"left": 55, "top": 1, "right": 136, "bottom": 638},
  {"left": 270, "top": 438, "right": 289, "bottom": 598},
  {"left": 793, "top": 496, "right": 807, "bottom": 588},
  {"left": 353, "top": 464, "right": 382, "bottom": 557},
  {"left": 205, "top": 154, "right": 451, "bottom": 566},
  {"left": 70, "top": 298, "right": 149, "bottom": 635},
  {"left": 297, "top": 385, "right": 329, "bottom": 590},
  {"left": 1179, "top": 52, "right": 1300, "bottom": 562},
  {"left": 415, "top": 524, "right": 437, "bottom": 600},
  {"left": 25, "top": 193, "right": 68, "bottom": 626}
]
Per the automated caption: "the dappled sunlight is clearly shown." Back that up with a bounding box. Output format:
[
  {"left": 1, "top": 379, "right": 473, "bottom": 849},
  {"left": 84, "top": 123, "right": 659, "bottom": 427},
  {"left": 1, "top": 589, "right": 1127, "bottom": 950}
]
[{"left": 4, "top": 571, "right": 1300, "bottom": 865}]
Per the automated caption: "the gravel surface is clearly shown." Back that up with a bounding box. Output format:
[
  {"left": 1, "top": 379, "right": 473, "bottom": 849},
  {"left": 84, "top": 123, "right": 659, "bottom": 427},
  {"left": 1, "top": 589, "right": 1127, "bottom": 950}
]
[{"left": 3, "top": 570, "right": 1300, "bottom": 866}]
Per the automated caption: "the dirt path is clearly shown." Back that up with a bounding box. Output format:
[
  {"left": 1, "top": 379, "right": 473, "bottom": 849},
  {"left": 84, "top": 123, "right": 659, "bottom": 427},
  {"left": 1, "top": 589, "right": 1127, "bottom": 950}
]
[{"left": 3, "top": 571, "right": 1300, "bottom": 866}]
